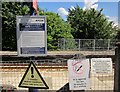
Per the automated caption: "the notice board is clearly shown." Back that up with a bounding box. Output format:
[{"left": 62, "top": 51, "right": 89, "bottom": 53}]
[
  {"left": 16, "top": 16, "right": 47, "bottom": 56},
  {"left": 91, "top": 58, "right": 112, "bottom": 74}
]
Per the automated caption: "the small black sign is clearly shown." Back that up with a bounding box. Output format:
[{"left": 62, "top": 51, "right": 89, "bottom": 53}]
[{"left": 19, "top": 23, "right": 45, "bottom": 31}]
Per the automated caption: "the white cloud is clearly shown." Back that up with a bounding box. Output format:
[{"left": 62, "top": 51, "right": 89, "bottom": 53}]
[
  {"left": 106, "top": 16, "right": 118, "bottom": 26},
  {"left": 84, "top": 0, "right": 98, "bottom": 4},
  {"left": 83, "top": 0, "right": 98, "bottom": 10},
  {"left": 91, "top": 4, "right": 98, "bottom": 10},
  {"left": 57, "top": 7, "right": 68, "bottom": 16}
]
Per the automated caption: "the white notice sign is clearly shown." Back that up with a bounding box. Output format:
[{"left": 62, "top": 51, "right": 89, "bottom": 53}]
[
  {"left": 16, "top": 16, "right": 47, "bottom": 56},
  {"left": 91, "top": 58, "right": 112, "bottom": 74},
  {"left": 67, "top": 59, "right": 90, "bottom": 90}
]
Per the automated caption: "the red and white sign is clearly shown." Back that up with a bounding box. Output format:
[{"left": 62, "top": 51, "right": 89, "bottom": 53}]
[{"left": 67, "top": 59, "right": 90, "bottom": 90}]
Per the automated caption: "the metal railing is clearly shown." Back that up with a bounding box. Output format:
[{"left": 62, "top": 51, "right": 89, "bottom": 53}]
[{"left": 58, "top": 39, "right": 117, "bottom": 51}]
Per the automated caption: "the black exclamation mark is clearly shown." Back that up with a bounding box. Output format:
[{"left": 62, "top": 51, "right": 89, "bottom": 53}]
[{"left": 31, "top": 67, "right": 34, "bottom": 78}]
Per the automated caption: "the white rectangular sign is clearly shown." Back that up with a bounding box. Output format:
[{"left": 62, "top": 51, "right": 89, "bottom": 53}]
[
  {"left": 16, "top": 16, "right": 47, "bottom": 56},
  {"left": 91, "top": 58, "right": 112, "bottom": 74},
  {"left": 67, "top": 59, "right": 90, "bottom": 90}
]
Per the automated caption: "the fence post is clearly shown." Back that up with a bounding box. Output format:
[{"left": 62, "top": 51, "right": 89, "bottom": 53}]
[
  {"left": 79, "top": 39, "right": 80, "bottom": 51},
  {"left": 29, "top": 57, "right": 39, "bottom": 92},
  {"left": 108, "top": 39, "right": 110, "bottom": 51},
  {"left": 63, "top": 38, "right": 66, "bottom": 50},
  {"left": 114, "top": 42, "right": 120, "bottom": 92},
  {"left": 93, "top": 39, "right": 95, "bottom": 51},
  {"left": 58, "top": 39, "right": 59, "bottom": 50}
]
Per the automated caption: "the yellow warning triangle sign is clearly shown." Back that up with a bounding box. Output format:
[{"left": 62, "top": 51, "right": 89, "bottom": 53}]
[{"left": 19, "top": 61, "right": 49, "bottom": 89}]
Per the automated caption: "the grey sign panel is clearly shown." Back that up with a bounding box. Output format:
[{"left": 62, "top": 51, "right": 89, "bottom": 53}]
[{"left": 16, "top": 16, "right": 47, "bottom": 56}]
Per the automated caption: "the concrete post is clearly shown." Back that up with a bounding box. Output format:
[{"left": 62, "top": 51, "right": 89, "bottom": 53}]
[{"left": 114, "top": 42, "right": 120, "bottom": 91}]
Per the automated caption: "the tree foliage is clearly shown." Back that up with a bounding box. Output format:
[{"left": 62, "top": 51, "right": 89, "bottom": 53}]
[
  {"left": 115, "top": 27, "right": 120, "bottom": 39},
  {"left": 39, "top": 12, "right": 73, "bottom": 50},
  {"left": 2, "top": 2, "right": 29, "bottom": 51},
  {"left": 2, "top": 2, "right": 73, "bottom": 50},
  {"left": 2, "top": 3, "right": 119, "bottom": 51},
  {"left": 67, "top": 5, "right": 118, "bottom": 39}
]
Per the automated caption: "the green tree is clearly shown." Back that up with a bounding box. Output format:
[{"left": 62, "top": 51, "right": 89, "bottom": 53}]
[
  {"left": 2, "top": 2, "right": 29, "bottom": 51},
  {"left": 2, "top": 2, "right": 73, "bottom": 51},
  {"left": 115, "top": 27, "right": 120, "bottom": 39},
  {"left": 67, "top": 5, "right": 118, "bottom": 39},
  {"left": 39, "top": 12, "right": 73, "bottom": 50}
]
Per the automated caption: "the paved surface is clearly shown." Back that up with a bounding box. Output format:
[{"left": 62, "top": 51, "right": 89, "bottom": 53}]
[{"left": 0, "top": 50, "right": 115, "bottom": 56}]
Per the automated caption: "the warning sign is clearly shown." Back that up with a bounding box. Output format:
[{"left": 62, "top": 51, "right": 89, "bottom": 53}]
[
  {"left": 67, "top": 59, "right": 90, "bottom": 90},
  {"left": 19, "top": 61, "right": 49, "bottom": 89}
]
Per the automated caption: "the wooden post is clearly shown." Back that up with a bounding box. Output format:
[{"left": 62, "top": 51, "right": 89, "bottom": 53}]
[{"left": 114, "top": 42, "right": 120, "bottom": 91}]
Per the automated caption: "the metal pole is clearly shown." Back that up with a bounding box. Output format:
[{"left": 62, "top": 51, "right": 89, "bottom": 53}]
[
  {"left": 108, "top": 39, "right": 110, "bottom": 51},
  {"left": 58, "top": 39, "right": 59, "bottom": 50},
  {"left": 29, "top": 88, "right": 34, "bottom": 92},
  {"left": 64, "top": 38, "right": 66, "bottom": 50},
  {"left": 28, "top": 57, "right": 38, "bottom": 92},
  {"left": 114, "top": 42, "right": 120, "bottom": 92},
  {"left": 79, "top": 39, "right": 80, "bottom": 51},
  {"left": 29, "top": 57, "right": 34, "bottom": 92},
  {"left": 93, "top": 39, "right": 95, "bottom": 51}
]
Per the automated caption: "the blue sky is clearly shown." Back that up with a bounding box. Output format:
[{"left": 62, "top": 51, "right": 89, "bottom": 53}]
[{"left": 38, "top": 1, "right": 119, "bottom": 25}]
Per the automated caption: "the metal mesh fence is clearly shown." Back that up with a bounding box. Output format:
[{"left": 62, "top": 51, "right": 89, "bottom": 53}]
[
  {"left": 0, "top": 57, "right": 115, "bottom": 92},
  {"left": 0, "top": 60, "right": 68, "bottom": 91},
  {"left": 89, "top": 58, "right": 114, "bottom": 91},
  {"left": 58, "top": 39, "right": 117, "bottom": 51}
]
